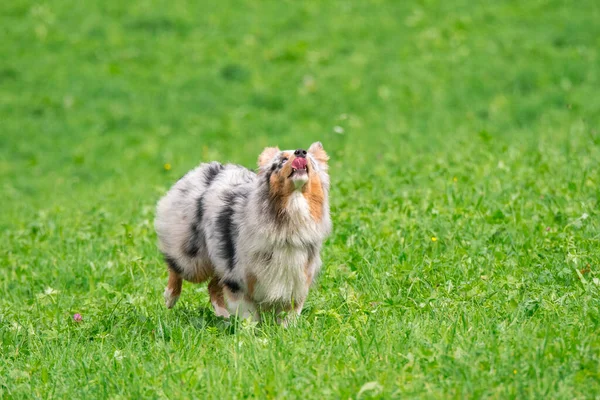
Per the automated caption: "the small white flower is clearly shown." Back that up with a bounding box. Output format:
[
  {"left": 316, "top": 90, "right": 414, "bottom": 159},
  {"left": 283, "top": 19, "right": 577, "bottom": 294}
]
[
  {"left": 114, "top": 350, "right": 124, "bottom": 361},
  {"left": 581, "top": 213, "right": 589, "bottom": 220},
  {"left": 333, "top": 126, "right": 344, "bottom": 134},
  {"left": 44, "top": 287, "right": 59, "bottom": 295}
]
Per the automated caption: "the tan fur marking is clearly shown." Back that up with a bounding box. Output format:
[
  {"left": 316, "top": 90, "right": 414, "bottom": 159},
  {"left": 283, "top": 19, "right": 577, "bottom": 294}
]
[
  {"left": 269, "top": 168, "right": 293, "bottom": 216},
  {"left": 303, "top": 171, "right": 324, "bottom": 222},
  {"left": 246, "top": 273, "right": 257, "bottom": 297},
  {"left": 278, "top": 155, "right": 294, "bottom": 183},
  {"left": 305, "top": 268, "right": 314, "bottom": 286},
  {"left": 167, "top": 269, "right": 183, "bottom": 297},
  {"left": 304, "top": 249, "right": 316, "bottom": 286},
  {"left": 208, "top": 277, "right": 226, "bottom": 309}
]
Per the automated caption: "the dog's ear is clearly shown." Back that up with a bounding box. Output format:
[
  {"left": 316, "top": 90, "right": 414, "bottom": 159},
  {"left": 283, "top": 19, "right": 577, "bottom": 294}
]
[
  {"left": 308, "top": 142, "right": 329, "bottom": 168},
  {"left": 258, "top": 146, "right": 280, "bottom": 168}
]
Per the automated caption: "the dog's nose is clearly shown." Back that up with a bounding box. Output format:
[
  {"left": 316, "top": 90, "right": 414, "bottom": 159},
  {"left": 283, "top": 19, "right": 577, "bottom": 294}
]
[{"left": 294, "top": 149, "right": 307, "bottom": 158}]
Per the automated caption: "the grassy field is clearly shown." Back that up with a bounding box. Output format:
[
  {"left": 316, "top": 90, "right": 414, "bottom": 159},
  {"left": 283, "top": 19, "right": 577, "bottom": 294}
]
[{"left": 2, "top": 0, "right": 600, "bottom": 398}]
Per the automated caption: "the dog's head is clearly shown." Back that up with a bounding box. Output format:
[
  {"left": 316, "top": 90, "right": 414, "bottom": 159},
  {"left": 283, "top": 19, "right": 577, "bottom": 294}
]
[{"left": 258, "top": 142, "right": 329, "bottom": 221}]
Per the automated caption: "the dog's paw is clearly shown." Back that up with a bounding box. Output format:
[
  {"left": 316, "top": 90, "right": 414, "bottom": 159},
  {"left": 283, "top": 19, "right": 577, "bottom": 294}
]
[
  {"left": 211, "top": 299, "right": 231, "bottom": 318},
  {"left": 277, "top": 313, "right": 298, "bottom": 328},
  {"left": 164, "top": 287, "right": 180, "bottom": 309}
]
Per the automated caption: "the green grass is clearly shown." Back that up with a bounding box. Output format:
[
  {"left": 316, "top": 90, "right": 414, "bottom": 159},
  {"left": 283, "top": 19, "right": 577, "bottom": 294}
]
[{"left": 2, "top": 0, "right": 600, "bottom": 398}]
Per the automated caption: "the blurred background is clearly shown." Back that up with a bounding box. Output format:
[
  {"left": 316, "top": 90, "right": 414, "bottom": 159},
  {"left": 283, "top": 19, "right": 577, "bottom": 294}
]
[{"left": 2, "top": 0, "right": 598, "bottom": 214}]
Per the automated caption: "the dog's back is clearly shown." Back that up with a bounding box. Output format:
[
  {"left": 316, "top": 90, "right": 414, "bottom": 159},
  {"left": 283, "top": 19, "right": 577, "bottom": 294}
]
[{"left": 155, "top": 162, "right": 255, "bottom": 283}]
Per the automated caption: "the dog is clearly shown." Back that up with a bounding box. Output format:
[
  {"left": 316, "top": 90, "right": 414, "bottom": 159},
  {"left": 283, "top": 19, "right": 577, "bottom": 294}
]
[{"left": 154, "top": 142, "right": 331, "bottom": 322}]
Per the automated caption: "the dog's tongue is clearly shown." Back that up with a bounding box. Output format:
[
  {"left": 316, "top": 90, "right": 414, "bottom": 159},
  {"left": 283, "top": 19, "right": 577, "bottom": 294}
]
[{"left": 292, "top": 157, "right": 307, "bottom": 169}]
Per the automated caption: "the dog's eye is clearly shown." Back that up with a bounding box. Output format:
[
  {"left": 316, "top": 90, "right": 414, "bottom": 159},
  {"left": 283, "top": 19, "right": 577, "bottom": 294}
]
[{"left": 280, "top": 157, "right": 288, "bottom": 164}]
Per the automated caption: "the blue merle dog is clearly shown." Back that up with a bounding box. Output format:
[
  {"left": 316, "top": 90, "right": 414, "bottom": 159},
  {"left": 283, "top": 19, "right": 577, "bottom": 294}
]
[{"left": 155, "top": 142, "right": 331, "bottom": 322}]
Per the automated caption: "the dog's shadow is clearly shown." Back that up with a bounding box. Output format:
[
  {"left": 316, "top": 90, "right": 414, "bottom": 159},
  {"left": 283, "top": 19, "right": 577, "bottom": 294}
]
[
  {"left": 171, "top": 304, "right": 240, "bottom": 334},
  {"left": 169, "top": 303, "right": 304, "bottom": 335}
]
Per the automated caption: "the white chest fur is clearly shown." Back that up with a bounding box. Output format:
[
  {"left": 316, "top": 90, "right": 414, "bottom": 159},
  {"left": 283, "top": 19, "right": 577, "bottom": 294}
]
[
  {"left": 286, "top": 191, "right": 311, "bottom": 224},
  {"left": 239, "top": 191, "right": 321, "bottom": 305},
  {"left": 252, "top": 245, "right": 310, "bottom": 305}
]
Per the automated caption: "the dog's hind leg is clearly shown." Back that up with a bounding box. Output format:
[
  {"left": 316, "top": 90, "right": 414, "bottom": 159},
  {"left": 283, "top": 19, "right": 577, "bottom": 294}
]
[{"left": 164, "top": 269, "right": 183, "bottom": 309}]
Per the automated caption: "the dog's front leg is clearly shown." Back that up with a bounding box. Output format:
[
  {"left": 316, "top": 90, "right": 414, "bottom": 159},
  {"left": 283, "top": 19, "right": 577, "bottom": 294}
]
[
  {"left": 224, "top": 287, "right": 260, "bottom": 322},
  {"left": 278, "top": 297, "right": 306, "bottom": 327}
]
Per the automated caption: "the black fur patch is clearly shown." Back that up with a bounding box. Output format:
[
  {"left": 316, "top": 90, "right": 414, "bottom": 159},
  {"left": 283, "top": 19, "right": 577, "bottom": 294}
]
[
  {"left": 164, "top": 254, "right": 184, "bottom": 274},
  {"left": 184, "top": 196, "right": 205, "bottom": 257},
  {"left": 217, "top": 192, "right": 238, "bottom": 270},
  {"left": 263, "top": 163, "right": 278, "bottom": 184},
  {"left": 223, "top": 279, "right": 241, "bottom": 293},
  {"left": 195, "top": 195, "right": 205, "bottom": 222},
  {"left": 184, "top": 225, "right": 200, "bottom": 257},
  {"left": 203, "top": 163, "right": 224, "bottom": 187}
]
